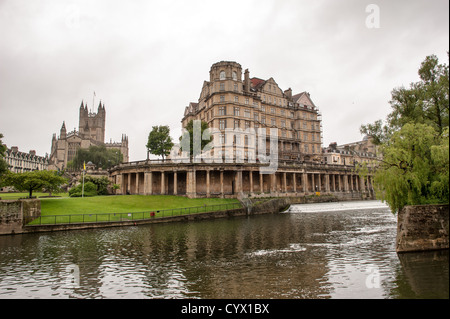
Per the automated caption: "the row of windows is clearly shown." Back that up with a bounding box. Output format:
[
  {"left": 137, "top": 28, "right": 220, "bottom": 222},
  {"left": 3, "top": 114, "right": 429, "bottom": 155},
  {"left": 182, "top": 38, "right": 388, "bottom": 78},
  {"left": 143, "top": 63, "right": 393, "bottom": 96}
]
[
  {"left": 210, "top": 142, "right": 320, "bottom": 156},
  {"left": 219, "top": 71, "right": 238, "bottom": 81},
  {"left": 213, "top": 120, "right": 321, "bottom": 142},
  {"left": 214, "top": 103, "right": 317, "bottom": 121}
]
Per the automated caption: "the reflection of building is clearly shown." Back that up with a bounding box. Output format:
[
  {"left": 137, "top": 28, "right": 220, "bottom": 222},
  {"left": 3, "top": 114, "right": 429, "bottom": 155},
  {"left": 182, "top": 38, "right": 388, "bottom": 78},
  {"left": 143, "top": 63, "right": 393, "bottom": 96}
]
[
  {"left": 181, "top": 61, "right": 323, "bottom": 162},
  {"left": 2, "top": 146, "right": 49, "bottom": 173},
  {"left": 49, "top": 101, "right": 129, "bottom": 170},
  {"left": 323, "top": 136, "right": 380, "bottom": 167}
]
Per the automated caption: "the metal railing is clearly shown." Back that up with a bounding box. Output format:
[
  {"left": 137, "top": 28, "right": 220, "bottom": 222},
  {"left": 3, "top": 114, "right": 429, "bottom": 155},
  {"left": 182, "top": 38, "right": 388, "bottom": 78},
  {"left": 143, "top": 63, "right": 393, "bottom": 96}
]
[{"left": 28, "top": 202, "right": 243, "bottom": 226}]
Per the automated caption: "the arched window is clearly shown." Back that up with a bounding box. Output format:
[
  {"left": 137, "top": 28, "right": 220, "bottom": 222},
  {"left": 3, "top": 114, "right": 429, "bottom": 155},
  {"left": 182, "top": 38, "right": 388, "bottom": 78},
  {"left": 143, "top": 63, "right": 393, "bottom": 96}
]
[{"left": 219, "top": 71, "right": 226, "bottom": 80}]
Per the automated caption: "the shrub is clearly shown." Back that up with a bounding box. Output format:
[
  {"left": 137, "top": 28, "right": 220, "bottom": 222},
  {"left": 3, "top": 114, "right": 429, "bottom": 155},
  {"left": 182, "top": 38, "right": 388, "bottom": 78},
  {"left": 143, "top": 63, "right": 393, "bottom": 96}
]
[{"left": 69, "top": 182, "right": 97, "bottom": 197}]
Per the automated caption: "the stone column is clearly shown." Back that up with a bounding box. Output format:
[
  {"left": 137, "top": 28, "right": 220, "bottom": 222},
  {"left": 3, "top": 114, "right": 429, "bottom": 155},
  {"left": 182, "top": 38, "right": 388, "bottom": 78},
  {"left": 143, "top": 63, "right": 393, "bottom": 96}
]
[
  {"left": 293, "top": 173, "right": 297, "bottom": 193},
  {"left": 303, "top": 172, "right": 308, "bottom": 193},
  {"left": 135, "top": 173, "right": 140, "bottom": 195},
  {"left": 283, "top": 172, "right": 287, "bottom": 193},
  {"left": 325, "top": 174, "right": 330, "bottom": 192},
  {"left": 187, "top": 168, "right": 196, "bottom": 198},
  {"left": 236, "top": 170, "right": 243, "bottom": 194},
  {"left": 206, "top": 169, "right": 210, "bottom": 198},
  {"left": 128, "top": 173, "right": 132, "bottom": 194},
  {"left": 220, "top": 170, "right": 224, "bottom": 198},
  {"left": 360, "top": 175, "right": 366, "bottom": 192},
  {"left": 249, "top": 170, "right": 253, "bottom": 194},
  {"left": 174, "top": 171, "right": 178, "bottom": 195},
  {"left": 144, "top": 172, "right": 149, "bottom": 195},
  {"left": 161, "top": 171, "right": 165, "bottom": 195},
  {"left": 121, "top": 173, "right": 126, "bottom": 195},
  {"left": 259, "top": 171, "right": 263, "bottom": 194}
]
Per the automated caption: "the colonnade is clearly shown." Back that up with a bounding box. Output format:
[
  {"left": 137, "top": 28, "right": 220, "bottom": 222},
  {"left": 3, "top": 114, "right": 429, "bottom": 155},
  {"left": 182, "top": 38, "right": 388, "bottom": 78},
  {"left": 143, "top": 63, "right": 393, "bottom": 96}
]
[{"left": 110, "top": 163, "right": 375, "bottom": 198}]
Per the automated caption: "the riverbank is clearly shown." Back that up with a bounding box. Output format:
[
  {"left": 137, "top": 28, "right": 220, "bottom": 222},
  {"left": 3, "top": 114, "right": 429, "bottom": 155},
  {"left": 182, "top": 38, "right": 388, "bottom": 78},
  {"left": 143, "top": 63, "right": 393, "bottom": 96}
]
[{"left": 2, "top": 193, "right": 368, "bottom": 235}]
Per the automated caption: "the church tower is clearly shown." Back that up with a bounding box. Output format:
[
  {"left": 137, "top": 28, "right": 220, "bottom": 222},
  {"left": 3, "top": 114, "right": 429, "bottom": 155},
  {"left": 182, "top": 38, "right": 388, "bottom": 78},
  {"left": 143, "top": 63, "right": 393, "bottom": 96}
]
[{"left": 78, "top": 100, "right": 106, "bottom": 143}]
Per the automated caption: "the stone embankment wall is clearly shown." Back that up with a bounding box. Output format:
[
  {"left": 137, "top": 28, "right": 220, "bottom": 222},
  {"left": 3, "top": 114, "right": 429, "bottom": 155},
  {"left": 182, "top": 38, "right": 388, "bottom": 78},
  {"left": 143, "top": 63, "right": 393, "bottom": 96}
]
[
  {"left": 396, "top": 204, "right": 449, "bottom": 253},
  {"left": 1, "top": 194, "right": 363, "bottom": 235},
  {"left": 0, "top": 199, "right": 41, "bottom": 235}
]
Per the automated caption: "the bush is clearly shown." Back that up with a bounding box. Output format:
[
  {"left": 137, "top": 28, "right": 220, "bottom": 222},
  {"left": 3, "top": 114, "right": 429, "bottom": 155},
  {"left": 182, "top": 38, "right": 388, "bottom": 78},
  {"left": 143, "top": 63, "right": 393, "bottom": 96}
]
[{"left": 69, "top": 182, "right": 97, "bottom": 197}]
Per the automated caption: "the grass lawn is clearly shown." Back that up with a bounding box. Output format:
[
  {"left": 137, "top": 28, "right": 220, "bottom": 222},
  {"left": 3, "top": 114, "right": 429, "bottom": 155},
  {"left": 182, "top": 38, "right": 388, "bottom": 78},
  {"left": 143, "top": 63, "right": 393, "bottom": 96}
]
[{"left": 30, "top": 195, "right": 241, "bottom": 225}]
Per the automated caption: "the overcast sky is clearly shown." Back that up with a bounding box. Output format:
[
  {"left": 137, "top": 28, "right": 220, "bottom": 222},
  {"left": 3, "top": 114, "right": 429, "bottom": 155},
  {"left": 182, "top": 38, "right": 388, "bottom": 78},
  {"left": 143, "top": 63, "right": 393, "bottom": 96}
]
[{"left": 0, "top": 0, "right": 448, "bottom": 161}]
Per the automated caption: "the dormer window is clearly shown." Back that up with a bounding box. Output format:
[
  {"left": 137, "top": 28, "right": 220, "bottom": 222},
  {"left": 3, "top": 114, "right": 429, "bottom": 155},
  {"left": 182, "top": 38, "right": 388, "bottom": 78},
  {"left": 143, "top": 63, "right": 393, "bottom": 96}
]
[{"left": 220, "top": 71, "right": 226, "bottom": 80}]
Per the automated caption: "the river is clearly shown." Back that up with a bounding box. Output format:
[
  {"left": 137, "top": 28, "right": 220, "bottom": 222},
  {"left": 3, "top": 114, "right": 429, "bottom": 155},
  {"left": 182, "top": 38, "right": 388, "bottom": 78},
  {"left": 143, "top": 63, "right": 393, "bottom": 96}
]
[{"left": 0, "top": 200, "right": 448, "bottom": 299}]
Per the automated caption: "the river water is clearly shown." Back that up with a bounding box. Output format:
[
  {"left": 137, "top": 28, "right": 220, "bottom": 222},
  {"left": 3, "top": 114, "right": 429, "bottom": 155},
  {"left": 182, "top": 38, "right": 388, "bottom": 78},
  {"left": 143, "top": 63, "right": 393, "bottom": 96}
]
[{"left": 0, "top": 200, "right": 448, "bottom": 299}]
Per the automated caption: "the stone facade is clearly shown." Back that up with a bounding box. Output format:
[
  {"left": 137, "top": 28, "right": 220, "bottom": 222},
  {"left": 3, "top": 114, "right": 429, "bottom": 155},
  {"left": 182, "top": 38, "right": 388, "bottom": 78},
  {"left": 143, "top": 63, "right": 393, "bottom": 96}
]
[
  {"left": 396, "top": 204, "right": 449, "bottom": 253},
  {"left": 2, "top": 146, "right": 49, "bottom": 173},
  {"left": 0, "top": 199, "right": 41, "bottom": 235},
  {"left": 49, "top": 101, "right": 129, "bottom": 170},
  {"left": 110, "top": 161, "right": 375, "bottom": 199},
  {"left": 181, "top": 61, "right": 323, "bottom": 163},
  {"left": 110, "top": 61, "right": 376, "bottom": 200},
  {"left": 323, "top": 136, "right": 380, "bottom": 167}
]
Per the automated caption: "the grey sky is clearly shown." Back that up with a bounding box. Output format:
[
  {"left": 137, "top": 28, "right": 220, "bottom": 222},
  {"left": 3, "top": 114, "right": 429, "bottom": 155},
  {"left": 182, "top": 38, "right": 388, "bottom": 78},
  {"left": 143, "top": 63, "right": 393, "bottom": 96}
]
[{"left": 0, "top": 0, "right": 448, "bottom": 161}]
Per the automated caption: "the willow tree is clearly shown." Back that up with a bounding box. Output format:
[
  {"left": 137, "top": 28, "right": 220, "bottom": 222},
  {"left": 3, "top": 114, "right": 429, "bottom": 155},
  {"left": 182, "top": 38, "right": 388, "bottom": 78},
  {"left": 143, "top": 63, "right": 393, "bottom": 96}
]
[{"left": 373, "top": 123, "right": 449, "bottom": 214}]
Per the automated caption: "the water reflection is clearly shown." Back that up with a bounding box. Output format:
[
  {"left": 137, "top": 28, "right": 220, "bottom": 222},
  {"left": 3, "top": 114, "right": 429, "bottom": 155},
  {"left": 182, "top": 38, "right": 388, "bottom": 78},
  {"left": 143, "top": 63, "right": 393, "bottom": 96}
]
[{"left": 0, "top": 201, "right": 448, "bottom": 299}]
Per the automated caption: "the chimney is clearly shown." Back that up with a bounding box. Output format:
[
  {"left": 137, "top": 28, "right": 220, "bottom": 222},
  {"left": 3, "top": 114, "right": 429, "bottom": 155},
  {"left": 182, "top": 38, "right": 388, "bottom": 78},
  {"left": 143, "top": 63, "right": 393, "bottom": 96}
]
[
  {"left": 244, "top": 69, "right": 251, "bottom": 92},
  {"left": 29, "top": 150, "right": 36, "bottom": 156},
  {"left": 284, "top": 88, "right": 292, "bottom": 100},
  {"left": 11, "top": 146, "right": 18, "bottom": 153}
]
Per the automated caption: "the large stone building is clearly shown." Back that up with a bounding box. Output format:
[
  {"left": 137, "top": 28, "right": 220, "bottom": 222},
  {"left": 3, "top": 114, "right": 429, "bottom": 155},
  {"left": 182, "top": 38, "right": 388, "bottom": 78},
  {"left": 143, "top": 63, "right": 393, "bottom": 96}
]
[
  {"left": 181, "top": 61, "right": 323, "bottom": 162},
  {"left": 109, "top": 61, "right": 375, "bottom": 199},
  {"left": 2, "top": 146, "right": 49, "bottom": 173},
  {"left": 323, "top": 136, "right": 380, "bottom": 167},
  {"left": 49, "top": 101, "right": 129, "bottom": 170}
]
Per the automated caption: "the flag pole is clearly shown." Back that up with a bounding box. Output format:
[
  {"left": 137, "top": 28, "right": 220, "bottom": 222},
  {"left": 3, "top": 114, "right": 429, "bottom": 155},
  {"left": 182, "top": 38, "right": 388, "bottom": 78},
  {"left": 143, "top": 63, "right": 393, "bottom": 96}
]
[{"left": 82, "top": 161, "right": 86, "bottom": 198}]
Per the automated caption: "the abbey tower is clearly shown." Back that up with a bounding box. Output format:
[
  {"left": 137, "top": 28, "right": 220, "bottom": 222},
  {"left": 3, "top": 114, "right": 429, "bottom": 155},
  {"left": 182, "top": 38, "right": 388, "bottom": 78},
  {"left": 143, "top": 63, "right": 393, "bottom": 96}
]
[{"left": 49, "top": 100, "right": 129, "bottom": 171}]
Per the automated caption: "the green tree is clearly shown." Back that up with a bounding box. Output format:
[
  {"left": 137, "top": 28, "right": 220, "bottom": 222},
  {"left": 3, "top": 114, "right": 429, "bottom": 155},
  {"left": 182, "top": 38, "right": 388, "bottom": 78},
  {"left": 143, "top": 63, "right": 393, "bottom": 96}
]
[
  {"left": 0, "top": 133, "right": 8, "bottom": 178},
  {"left": 2, "top": 170, "right": 67, "bottom": 198},
  {"left": 373, "top": 123, "right": 448, "bottom": 214},
  {"left": 84, "top": 175, "right": 111, "bottom": 195},
  {"left": 146, "top": 125, "right": 174, "bottom": 161},
  {"left": 179, "top": 120, "right": 213, "bottom": 159},
  {"left": 68, "top": 145, "right": 123, "bottom": 170},
  {"left": 360, "top": 54, "right": 449, "bottom": 214},
  {"left": 361, "top": 54, "right": 449, "bottom": 141}
]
